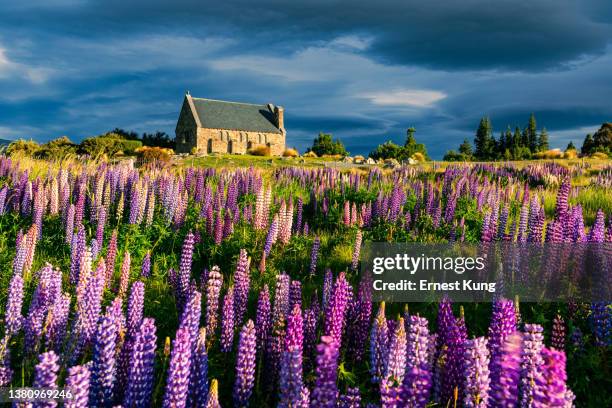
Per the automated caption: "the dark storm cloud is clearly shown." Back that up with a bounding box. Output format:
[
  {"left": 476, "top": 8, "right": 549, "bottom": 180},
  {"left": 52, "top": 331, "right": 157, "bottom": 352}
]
[{"left": 0, "top": 1, "right": 610, "bottom": 157}]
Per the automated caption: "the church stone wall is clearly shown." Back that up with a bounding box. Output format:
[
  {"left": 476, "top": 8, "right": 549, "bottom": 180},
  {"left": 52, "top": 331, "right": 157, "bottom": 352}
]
[{"left": 193, "top": 128, "right": 285, "bottom": 156}]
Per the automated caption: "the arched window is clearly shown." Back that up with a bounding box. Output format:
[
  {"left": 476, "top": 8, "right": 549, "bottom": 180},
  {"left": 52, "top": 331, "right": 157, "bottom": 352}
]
[{"left": 207, "top": 139, "right": 213, "bottom": 154}]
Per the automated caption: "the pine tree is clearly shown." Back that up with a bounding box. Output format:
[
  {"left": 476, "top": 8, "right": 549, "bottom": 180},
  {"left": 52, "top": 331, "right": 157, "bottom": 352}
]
[
  {"left": 527, "top": 113, "right": 538, "bottom": 152},
  {"left": 458, "top": 138, "right": 473, "bottom": 157},
  {"left": 581, "top": 134, "right": 594, "bottom": 155},
  {"left": 474, "top": 117, "right": 494, "bottom": 160},
  {"left": 538, "top": 127, "right": 549, "bottom": 152},
  {"left": 566, "top": 141, "right": 576, "bottom": 151}
]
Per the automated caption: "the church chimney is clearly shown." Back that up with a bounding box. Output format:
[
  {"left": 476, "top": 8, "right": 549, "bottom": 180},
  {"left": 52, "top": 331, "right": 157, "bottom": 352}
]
[{"left": 274, "top": 106, "right": 285, "bottom": 132}]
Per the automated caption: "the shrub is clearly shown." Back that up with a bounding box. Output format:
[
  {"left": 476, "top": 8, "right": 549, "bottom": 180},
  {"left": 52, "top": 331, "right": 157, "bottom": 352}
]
[
  {"left": 533, "top": 149, "right": 563, "bottom": 159},
  {"left": 308, "top": 133, "right": 347, "bottom": 157},
  {"left": 411, "top": 152, "right": 426, "bottom": 162},
  {"left": 35, "top": 136, "right": 77, "bottom": 160},
  {"left": 303, "top": 151, "right": 317, "bottom": 158},
  {"left": 563, "top": 149, "right": 578, "bottom": 159},
  {"left": 7, "top": 139, "right": 40, "bottom": 157},
  {"left": 282, "top": 148, "right": 299, "bottom": 157},
  {"left": 79, "top": 135, "right": 142, "bottom": 157},
  {"left": 247, "top": 145, "right": 271, "bottom": 156},
  {"left": 135, "top": 146, "right": 172, "bottom": 163},
  {"left": 591, "top": 151, "right": 610, "bottom": 160}
]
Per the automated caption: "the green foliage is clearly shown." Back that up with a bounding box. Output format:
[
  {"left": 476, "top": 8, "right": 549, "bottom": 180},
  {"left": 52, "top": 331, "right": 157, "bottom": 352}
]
[
  {"left": 6, "top": 139, "right": 40, "bottom": 156},
  {"left": 581, "top": 123, "right": 612, "bottom": 156},
  {"left": 369, "top": 141, "right": 402, "bottom": 160},
  {"left": 142, "top": 131, "right": 174, "bottom": 149},
  {"left": 34, "top": 136, "right": 77, "bottom": 160},
  {"left": 369, "top": 128, "right": 428, "bottom": 161},
  {"left": 473, "top": 117, "right": 495, "bottom": 160},
  {"left": 308, "top": 132, "right": 347, "bottom": 157},
  {"left": 443, "top": 150, "right": 470, "bottom": 162},
  {"left": 79, "top": 133, "right": 143, "bottom": 157}
]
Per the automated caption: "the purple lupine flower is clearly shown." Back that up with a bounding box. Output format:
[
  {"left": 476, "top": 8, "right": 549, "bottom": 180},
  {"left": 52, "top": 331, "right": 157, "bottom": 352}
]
[
  {"left": 555, "top": 178, "right": 571, "bottom": 220},
  {"left": 322, "top": 269, "right": 333, "bottom": 312},
  {"left": 351, "top": 230, "right": 362, "bottom": 271},
  {"left": 213, "top": 211, "right": 223, "bottom": 245},
  {"left": 263, "top": 215, "right": 279, "bottom": 257},
  {"left": 124, "top": 318, "right": 157, "bottom": 408},
  {"left": 295, "top": 197, "right": 303, "bottom": 233},
  {"left": 32, "top": 351, "right": 60, "bottom": 408},
  {"left": 233, "top": 249, "right": 250, "bottom": 325},
  {"left": 255, "top": 284, "right": 271, "bottom": 354},
  {"left": 401, "top": 315, "right": 432, "bottom": 407},
  {"left": 178, "top": 231, "right": 195, "bottom": 306},
  {"left": 45, "top": 293, "right": 71, "bottom": 352},
  {"left": 194, "top": 328, "right": 209, "bottom": 408},
  {"left": 533, "top": 347, "right": 569, "bottom": 407},
  {"left": 0, "top": 337, "right": 12, "bottom": 386},
  {"left": 590, "top": 301, "right": 611, "bottom": 347},
  {"left": 4, "top": 273, "right": 24, "bottom": 337},
  {"left": 589, "top": 209, "right": 606, "bottom": 243},
  {"left": 370, "top": 302, "right": 389, "bottom": 384},
  {"left": 220, "top": 286, "right": 236, "bottom": 352},
  {"left": 289, "top": 280, "right": 302, "bottom": 311},
  {"left": 90, "top": 314, "right": 118, "bottom": 408},
  {"left": 66, "top": 203, "right": 76, "bottom": 244},
  {"left": 96, "top": 206, "right": 107, "bottom": 248},
  {"left": 163, "top": 327, "right": 192, "bottom": 408},
  {"left": 265, "top": 313, "right": 286, "bottom": 393},
  {"left": 488, "top": 298, "right": 517, "bottom": 386},
  {"left": 380, "top": 317, "right": 407, "bottom": 407},
  {"left": 521, "top": 323, "right": 544, "bottom": 408},
  {"left": 233, "top": 320, "right": 257, "bottom": 408},
  {"left": 205, "top": 266, "right": 223, "bottom": 345},
  {"left": 551, "top": 314, "right": 566, "bottom": 350},
  {"left": 337, "top": 388, "right": 361, "bottom": 408},
  {"left": 309, "top": 237, "right": 320, "bottom": 276},
  {"left": 223, "top": 209, "right": 234, "bottom": 240},
  {"left": 105, "top": 230, "right": 118, "bottom": 285},
  {"left": 323, "top": 272, "right": 351, "bottom": 346},
  {"left": 127, "top": 281, "right": 145, "bottom": 337},
  {"left": 272, "top": 273, "right": 291, "bottom": 326},
  {"left": 463, "top": 337, "right": 490, "bottom": 408},
  {"left": 141, "top": 251, "right": 151, "bottom": 278},
  {"left": 347, "top": 277, "right": 372, "bottom": 362},
  {"left": 490, "top": 332, "right": 522, "bottom": 407},
  {"left": 205, "top": 379, "right": 221, "bottom": 408},
  {"left": 65, "top": 365, "right": 91, "bottom": 408},
  {"left": 310, "top": 336, "right": 340, "bottom": 408},
  {"left": 279, "top": 305, "right": 304, "bottom": 408}
]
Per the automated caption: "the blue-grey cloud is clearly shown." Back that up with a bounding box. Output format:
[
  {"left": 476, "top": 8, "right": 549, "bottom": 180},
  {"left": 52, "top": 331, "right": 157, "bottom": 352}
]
[{"left": 0, "top": 1, "right": 611, "bottom": 158}]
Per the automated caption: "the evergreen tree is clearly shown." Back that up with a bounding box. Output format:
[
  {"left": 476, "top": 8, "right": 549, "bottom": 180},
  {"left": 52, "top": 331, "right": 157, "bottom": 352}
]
[
  {"left": 403, "top": 127, "right": 429, "bottom": 159},
  {"left": 581, "top": 134, "right": 594, "bottom": 155},
  {"left": 458, "top": 138, "right": 473, "bottom": 157},
  {"left": 308, "top": 133, "right": 347, "bottom": 157},
  {"left": 527, "top": 113, "right": 538, "bottom": 151},
  {"left": 474, "top": 117, "right": 494, "bottom": 160},
  {"left": 566, "top": 141, "right": 576, "bottom": 151},
  {"left": 538, "top": 127, "right": 549, "bottom": 152}
]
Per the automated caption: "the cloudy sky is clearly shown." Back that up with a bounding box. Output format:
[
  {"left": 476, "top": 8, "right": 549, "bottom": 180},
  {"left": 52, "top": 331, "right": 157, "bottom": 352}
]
[{"left": 0, "top": 0, "right": 611, "bottom": 158}]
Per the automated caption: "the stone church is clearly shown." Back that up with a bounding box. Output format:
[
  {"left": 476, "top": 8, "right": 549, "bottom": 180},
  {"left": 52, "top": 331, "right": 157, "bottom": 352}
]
[{"left": 175, "top": 93, "right": 286, "bottom": 155}]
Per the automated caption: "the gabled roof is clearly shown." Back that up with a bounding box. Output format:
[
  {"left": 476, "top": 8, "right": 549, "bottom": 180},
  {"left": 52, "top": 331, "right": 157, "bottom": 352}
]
[{"left": 187, "top": 96, "right": 282, "bottom": 134}]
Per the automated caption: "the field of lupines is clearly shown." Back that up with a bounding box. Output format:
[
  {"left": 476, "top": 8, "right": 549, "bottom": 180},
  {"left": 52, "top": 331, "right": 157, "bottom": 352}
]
[{"left": 0, "top": 154, "right": 610, "bottom": 407}]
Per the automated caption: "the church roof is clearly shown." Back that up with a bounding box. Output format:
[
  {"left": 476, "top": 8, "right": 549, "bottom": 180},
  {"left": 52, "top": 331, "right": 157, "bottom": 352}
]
[{"left": 188, "top": 96, "right": 282, "bottom": 134}]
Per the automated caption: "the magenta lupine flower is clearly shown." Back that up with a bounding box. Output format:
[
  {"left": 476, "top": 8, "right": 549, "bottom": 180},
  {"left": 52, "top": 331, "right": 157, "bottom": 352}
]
[
  {"left": 233, "top": 249, "right": 251, "bottom": 325},
  {"left": 32, "top": 351, "right": 60, "bottom": 407},
  {"left": 213, "top": 211, "right": 223, "bottom": 245},
  {"left": 0, "top": 337, "right": 12, "bottom": 386},
  {"left": 194, "top": 328, "right": 209, "bottom": 408},
  {"left": 343, "top": 200, "right": 350, "bottom": 226},
  {"left": 370, "top": 302, "right": 389, "bottom": 384},
  {"left": 127, "top": 281, "right": 145, "bottom": 337},
  {"left": 521, "top": 323, "right": 544, "bottom": 408},
  {"left": 222, "top": 210, "right": 234, "bottom": 240},
  {"left": 4, "top": 273, "right": 24, "bottom": 337},
  {"left": 65, "top": 365, "right": 90, "bottom": 408},
  {"left": 309, "top": 237, "right": 320, "bottom": 276},
  {"left": 337, "top": 388, "right": 361, "bottom": 408},
  {"left": 463, "top": 337, "right": 490, "bottom": 408},
  {"left": 124, "top": 318, "right": 158, "bottom": 408},
  {"left": 90, "top": 314, "right": 118, "bottom": 407},
  {"left": 233, "top": 320, "right": 257, "bottom": 408},
  {"left": 323, "top": 272, "right": 351, "bottom": 346},
  {"left": 533, "top": 347, "right": 569, "bottom": 407},
  {"left": 380, "top": 317, "right": 407, "bottom": 407},
  {"left": 289, "top": 280, "right": 302, "bottom": 311},
  {"left": 106, "top": 230, "right": 118, "bottom": 284},
  {"left": 205, "top": 266, "right": 223, "bottom": 344},
  {"left": 351, "top": 230, "right": 362, "bottom": 271},
  {"left": 96, "top": 206, "right": 107, "bottom": 248},
  {"left": 490, "top": 332, "right": 522, "bottom": 407},
  {"left": 401, "top": 315, "right": 432, "bottom": 407},
  {"left": 347, "top": 278, "right": 372, "bottom": 362},
  {"left": 310, "top": 336, "right": 340, "bottom": 408},
  {"left": 488, "top": 298, "right": 517, "bottom": 386},
  {"left": 279, "top": 305, "right": 304, "bottom": 407},
  {"left": 295, "top": 197, "right": 303, "bottom": 233},
  {"left": 163, "top": 327, "right": 192, "bottom": 408},
  {"left": 221, "top": 286, "right": 236, "bottom": 353},
  {"left": 118, "top": 251, "right": 131, "bottom": 297},
  {"left": 141, "top": 251, "right": 151, "bottom": 278},
  {"left": 255, "top": 284, "right": 271, "bottom": 354},
  {"left": 178, "top": 231, "right": 195, "bottom": 306}
]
